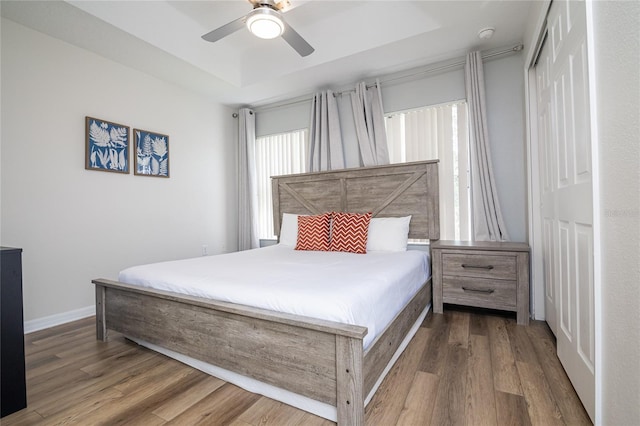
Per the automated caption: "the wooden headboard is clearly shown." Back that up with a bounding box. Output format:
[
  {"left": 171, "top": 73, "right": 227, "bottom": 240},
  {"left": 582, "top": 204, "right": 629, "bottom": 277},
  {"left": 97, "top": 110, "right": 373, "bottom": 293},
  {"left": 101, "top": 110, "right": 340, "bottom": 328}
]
[{"left": 271, "top": 160, "right": 439, "bottom": 240}]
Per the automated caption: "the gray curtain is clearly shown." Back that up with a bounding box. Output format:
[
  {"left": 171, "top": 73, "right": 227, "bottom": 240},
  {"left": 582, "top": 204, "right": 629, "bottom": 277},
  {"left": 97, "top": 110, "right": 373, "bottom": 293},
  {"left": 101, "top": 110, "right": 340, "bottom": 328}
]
[
  {"left": 238, "top": 108, "right": 260, "bottom": 250},
  {"left": 350, "top": 80, "right": 389, "bottom": 166},
  {"left": 465, "top": 51, "right": 510, "bottom": 241},
  {"left": 308, "top": 90, "right": 345, "bottom": 171}
]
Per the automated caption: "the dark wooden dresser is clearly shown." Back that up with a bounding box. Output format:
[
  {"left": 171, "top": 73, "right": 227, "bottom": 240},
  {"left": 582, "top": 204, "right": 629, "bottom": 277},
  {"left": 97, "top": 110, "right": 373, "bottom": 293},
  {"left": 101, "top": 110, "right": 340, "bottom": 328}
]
[{"left": 1, "top": 247, "right": 27, "bottom": 417}]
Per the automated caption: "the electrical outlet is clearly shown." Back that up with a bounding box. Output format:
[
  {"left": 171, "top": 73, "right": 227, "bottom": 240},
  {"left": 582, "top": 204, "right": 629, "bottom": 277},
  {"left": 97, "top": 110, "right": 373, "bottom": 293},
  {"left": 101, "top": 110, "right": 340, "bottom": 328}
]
[{"left": 201, "top": 245, "right": 208, "bottom": 256}]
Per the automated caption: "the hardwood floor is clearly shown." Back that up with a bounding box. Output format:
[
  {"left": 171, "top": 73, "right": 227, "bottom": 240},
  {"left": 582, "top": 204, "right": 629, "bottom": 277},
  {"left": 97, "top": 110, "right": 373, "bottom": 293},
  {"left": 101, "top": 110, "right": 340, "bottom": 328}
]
[{"left": 3, "top": 307, "right": 591, "bottom": 425}]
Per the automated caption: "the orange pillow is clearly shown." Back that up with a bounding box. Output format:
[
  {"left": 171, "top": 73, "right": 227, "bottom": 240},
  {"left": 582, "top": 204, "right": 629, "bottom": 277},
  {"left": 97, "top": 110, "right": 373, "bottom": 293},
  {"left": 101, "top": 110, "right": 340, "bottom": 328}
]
[
  {"left": 295, "top": 213, "right": 331, "bottom": 251},
  {"left": 329, "top": 212, "right": 372, "bottom": 254}
]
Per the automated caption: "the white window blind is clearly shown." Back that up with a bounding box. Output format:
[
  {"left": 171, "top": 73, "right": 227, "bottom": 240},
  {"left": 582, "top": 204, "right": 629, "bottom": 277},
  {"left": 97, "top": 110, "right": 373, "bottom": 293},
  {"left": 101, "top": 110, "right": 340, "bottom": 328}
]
[
  {"left": 385, "top": 101, "right": 471, "bottom": 240},
  {"left": 255, "top": 129, "right": 309, "bottom": 239}
]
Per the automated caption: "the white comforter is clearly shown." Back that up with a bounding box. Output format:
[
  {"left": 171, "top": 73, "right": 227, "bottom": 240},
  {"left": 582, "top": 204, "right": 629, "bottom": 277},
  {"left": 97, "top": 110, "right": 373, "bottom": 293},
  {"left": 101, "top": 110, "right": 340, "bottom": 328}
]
[{"left": 119, "top": 244, "right": 430, "bottom": 349}]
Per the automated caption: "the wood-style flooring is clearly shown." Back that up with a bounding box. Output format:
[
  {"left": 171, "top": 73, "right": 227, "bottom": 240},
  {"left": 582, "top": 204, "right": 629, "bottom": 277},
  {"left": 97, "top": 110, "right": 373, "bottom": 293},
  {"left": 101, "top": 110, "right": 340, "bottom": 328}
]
[{"left": 3, "top": 306, "right": 591, "bottom": 425}]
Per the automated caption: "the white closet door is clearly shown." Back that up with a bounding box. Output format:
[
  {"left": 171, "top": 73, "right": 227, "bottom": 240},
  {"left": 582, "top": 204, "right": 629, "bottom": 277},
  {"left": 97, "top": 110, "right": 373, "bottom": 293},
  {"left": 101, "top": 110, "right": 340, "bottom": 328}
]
[
  {"left": 536, "top": 32, "right": 558, "bottom": 336},
  {"left": 534, "top": 0, "right": 595, "bottom": 421}
]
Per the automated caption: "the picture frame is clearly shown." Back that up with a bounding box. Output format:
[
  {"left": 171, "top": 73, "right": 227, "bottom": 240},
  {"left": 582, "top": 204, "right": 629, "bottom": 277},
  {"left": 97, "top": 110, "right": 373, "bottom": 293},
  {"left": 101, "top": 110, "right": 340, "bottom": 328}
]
[
  {"left": 134, "top": 129, "right": 170, "bottom": 178},
  {"left": 85, "top": 116, "right": 130, "bottom": 173}
]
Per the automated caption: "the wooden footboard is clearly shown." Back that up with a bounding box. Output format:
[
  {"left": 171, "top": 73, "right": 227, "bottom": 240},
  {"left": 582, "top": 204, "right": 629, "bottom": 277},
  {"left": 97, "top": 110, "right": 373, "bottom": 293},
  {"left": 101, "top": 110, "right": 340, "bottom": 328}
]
[
  {"left": 94, "top": 278, "right": 367, "bottom": 423},
  {"left": 93, "top": 278, "right": 431, "bottom": 425}
]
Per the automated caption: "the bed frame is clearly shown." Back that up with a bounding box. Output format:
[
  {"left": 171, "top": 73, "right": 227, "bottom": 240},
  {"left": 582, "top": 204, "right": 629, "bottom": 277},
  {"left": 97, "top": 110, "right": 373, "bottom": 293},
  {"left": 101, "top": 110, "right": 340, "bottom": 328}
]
[{"left": 93, "top": 160, "right": 439, "bottom": 425}]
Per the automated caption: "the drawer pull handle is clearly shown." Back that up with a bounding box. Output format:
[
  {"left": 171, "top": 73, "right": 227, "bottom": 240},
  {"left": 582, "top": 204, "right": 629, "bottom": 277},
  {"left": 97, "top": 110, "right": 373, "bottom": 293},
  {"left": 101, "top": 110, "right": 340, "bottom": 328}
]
[
  {"left": 462, "top": 287, "right": 495, "bottom": 294},
  {"left": 461, "top": 264, "right": 494, "bottom": 270}
]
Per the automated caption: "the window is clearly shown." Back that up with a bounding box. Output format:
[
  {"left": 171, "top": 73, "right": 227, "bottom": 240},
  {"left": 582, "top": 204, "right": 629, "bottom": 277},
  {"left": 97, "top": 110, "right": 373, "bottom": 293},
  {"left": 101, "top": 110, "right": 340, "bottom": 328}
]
[
  {"left": 255, "top": 129, "right": 309, "bottom": 239},
  {"left": 385, "top": 101, "right": 471, "bottom": 240},
  {"left": 255, "top": 102, "right": 469, "bottom": 241}
]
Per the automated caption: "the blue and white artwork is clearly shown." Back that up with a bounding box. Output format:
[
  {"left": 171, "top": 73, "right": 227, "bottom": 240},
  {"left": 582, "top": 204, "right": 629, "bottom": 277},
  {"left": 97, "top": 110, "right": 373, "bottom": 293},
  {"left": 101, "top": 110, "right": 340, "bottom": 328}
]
[
  {"left": 85, "top": 117, "right": 130, "bottom": 173},
  {"left": 134, "top": 129, "right": 169, "bottom": 178}
]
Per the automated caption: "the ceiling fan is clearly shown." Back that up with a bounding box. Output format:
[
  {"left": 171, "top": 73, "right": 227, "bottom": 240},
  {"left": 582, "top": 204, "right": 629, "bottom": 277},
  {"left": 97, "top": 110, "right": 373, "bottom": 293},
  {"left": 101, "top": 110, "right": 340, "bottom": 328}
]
[{"left": 201, "top": 0, "right": 314, "bottom": 57}]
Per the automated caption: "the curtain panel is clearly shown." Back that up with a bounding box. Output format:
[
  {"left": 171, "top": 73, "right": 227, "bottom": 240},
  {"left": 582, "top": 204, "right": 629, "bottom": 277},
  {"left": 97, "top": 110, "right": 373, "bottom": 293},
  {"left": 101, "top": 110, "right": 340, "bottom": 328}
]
[
  {"left": 238, "top": 108, "right": 260, "bottom": 250},
  {"left": 465, "top": 51, "right": 510, "bottom": 242},
  {"left": 308, "top": 91, "right": 345, "bottom": 172},
  {"left": 350, "top": 80, "right": 390, "bottom": 167}
]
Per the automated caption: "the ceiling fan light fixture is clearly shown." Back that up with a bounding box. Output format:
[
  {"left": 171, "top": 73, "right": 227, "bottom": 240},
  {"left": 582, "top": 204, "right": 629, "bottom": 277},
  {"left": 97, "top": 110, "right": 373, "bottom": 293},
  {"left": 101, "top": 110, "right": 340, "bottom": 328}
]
[{"left": 246, "top": 8, "right": 285, "bottom": 39}]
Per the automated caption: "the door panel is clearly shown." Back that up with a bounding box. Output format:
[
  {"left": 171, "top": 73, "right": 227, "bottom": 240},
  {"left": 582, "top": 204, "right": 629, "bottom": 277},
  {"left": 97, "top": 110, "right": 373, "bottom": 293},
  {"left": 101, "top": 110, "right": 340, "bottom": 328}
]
[
  {"left": 542, "top": 219, "right": 557, "bottom": 331},
  {"left": 575, "top": 223, "right": 595, "bottom": 373},
  {"left": 558, "top": 220, "right": 571, "bottom": 338}
]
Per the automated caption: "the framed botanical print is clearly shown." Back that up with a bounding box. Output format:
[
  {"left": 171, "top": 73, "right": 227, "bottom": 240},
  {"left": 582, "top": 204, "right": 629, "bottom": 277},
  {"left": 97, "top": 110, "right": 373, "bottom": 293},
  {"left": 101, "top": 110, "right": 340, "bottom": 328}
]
[
  {"left": 85, "top": 116, "right": 130, "bottom": 173},
  {"left": 134, "top": 129, "right": 170, "bottom": 178}
]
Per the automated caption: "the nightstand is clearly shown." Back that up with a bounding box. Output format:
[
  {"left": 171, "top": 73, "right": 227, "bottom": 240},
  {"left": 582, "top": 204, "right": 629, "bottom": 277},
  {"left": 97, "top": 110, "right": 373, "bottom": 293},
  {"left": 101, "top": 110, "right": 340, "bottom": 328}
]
[{"left": 431, "top": 240, "right": 530, "bottom": 325}]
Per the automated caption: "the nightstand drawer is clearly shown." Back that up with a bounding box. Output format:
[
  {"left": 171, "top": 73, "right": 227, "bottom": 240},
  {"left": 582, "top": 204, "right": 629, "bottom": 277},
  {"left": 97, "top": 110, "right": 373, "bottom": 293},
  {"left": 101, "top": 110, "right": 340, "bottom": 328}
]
[
  {"left": 442, "top": 276, "right": 517, "bottom": 311},
  {"left": 442, "top": 253, "right": 517, "bottom": 280}
]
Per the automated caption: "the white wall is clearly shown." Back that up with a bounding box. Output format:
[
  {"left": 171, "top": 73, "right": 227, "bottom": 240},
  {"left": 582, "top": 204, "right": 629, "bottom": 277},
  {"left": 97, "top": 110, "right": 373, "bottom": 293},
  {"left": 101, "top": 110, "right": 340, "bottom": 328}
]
[
  {"left": 255, "top": 53, "right": 528, "bottom": 242},
  {"left": 0, "top": 18, "right": 238, "bottom": 323},
  {"left": 591, "top": 1, "right": 640, "bottom": 424},
  {"left": 256, "top": 101, "right": 311, "bottom": 137},
  {"left": 381, "top": 68, "right": 466, "bottom": 113},
  {"left": 483, "top": 54, "right": 527, "bottom": 242}
]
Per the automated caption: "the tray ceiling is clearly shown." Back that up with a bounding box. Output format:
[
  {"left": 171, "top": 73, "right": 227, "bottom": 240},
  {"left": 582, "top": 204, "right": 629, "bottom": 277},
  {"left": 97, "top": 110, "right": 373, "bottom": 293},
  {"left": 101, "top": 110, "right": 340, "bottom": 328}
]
[{"left": 1, "top": 1, "right": 534, "bottom": 107}]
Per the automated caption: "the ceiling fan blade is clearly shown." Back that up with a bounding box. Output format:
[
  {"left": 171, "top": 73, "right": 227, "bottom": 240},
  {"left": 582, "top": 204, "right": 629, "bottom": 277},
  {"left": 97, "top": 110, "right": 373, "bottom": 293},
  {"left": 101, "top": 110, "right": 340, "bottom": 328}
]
[
  {"left": 201, "top": 16, "right": 245, "bottom": 43},
  {"left": 281, "top": 22, "right": 314, "bottom": 57},
  {"left": 249, "top": 0, "right": 289, "bottom": 10}
]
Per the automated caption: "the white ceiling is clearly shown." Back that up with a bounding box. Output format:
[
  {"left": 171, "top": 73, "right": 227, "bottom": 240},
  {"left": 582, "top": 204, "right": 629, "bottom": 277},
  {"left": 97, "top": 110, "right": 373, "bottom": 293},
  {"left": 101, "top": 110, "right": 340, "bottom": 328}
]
[{"left": 1, "top": 0, "right": 534, "bottom": 107}]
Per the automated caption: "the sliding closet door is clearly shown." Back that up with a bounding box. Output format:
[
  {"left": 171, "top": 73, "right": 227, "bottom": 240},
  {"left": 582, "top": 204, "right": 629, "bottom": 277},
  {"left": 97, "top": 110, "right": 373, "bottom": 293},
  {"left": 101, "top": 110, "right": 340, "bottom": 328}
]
[
  {"left": 536, "top": 35, "right": 558, "bottom": 336},
  {"left": 534, "top": 0, "right": 595, "bottom": 420}
]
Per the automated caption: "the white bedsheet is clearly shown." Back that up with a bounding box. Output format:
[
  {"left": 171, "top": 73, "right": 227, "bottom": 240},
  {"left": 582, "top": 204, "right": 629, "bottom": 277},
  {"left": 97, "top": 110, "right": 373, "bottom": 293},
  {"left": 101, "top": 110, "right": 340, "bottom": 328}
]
[{"left": 119, "top": 244, "right": 430, "bottom": 349}]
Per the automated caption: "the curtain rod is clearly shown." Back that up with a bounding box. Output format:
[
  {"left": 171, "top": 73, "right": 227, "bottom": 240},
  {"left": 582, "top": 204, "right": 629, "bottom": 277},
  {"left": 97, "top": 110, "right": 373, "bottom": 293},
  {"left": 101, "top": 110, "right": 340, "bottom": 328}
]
[
  {"left": 253, "top": 44, "right": 523, "bottom": 113},
  {"left": 372, "top": 43, "right": 524, "bottom": 91}
]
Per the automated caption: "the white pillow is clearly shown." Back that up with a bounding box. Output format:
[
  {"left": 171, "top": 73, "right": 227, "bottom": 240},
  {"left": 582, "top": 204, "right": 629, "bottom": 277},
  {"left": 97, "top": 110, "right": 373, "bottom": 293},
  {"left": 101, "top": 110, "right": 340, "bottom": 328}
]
[
  {"left": 279, "top": 213, "right": 305, "bottom": 246},
  {"left": 366, "top": 216, "right": 412, "bottom": 252}
]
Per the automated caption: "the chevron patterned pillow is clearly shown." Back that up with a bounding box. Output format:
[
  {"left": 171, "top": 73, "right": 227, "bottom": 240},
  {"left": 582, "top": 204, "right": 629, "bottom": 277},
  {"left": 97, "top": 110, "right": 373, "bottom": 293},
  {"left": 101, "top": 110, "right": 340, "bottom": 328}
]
[
  {"left": 295, "top": 213, "right": 331, "bottom": 251},
  {"left": 329, "top": 212, "right": 373, "bottom": 254}
]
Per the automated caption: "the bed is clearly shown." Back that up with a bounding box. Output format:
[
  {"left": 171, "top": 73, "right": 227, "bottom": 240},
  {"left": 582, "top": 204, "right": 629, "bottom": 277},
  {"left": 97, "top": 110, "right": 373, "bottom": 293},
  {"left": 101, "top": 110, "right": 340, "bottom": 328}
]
[{"left": 92, "top": 160, "right": 439, "bottom": 425}]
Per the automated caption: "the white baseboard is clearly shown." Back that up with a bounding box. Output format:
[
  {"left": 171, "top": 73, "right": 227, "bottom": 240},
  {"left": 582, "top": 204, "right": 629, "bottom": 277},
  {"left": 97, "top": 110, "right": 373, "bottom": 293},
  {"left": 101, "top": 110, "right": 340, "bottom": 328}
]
[{"left": 24, "top": 305, "right": 95, "bottom": 334}]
